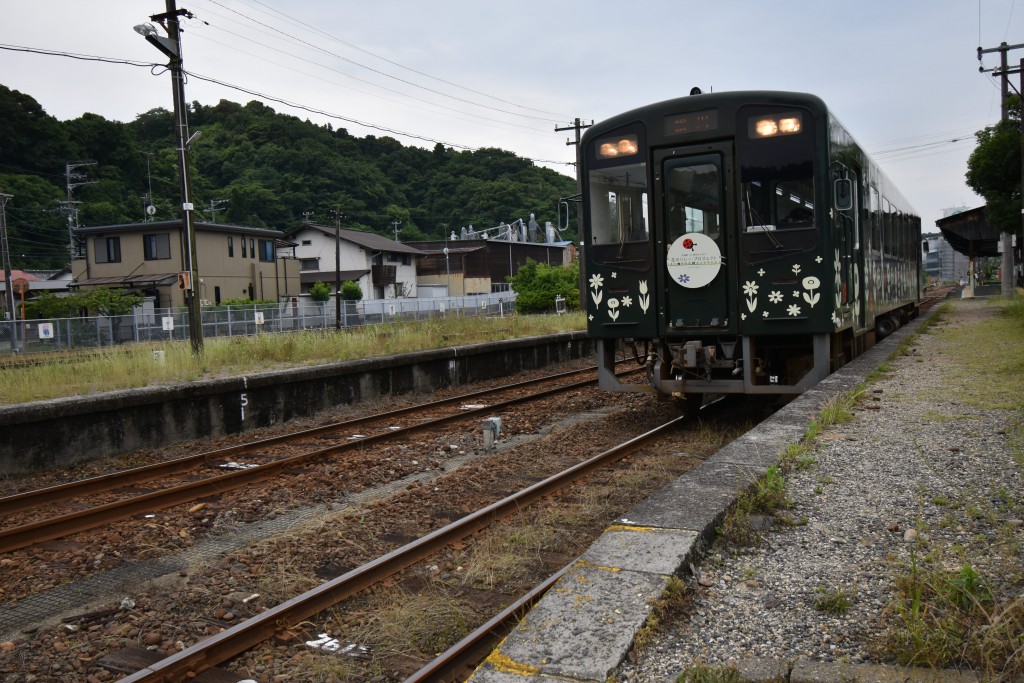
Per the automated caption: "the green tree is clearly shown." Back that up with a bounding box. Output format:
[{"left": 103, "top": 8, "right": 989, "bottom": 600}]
[
  {"left": 507, "top": 259, "right": 580, "bottom": 314},
  {"left": 340, "top": 280, "right": 362, "bottom": 301},
  {"left": 966, "top": 95, "right": 1021, "bottom": 234},
  {"left": 308, "top": 281, "right": 331, "bottom": 303}
]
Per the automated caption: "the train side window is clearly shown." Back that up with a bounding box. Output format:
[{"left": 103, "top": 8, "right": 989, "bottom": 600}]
[{"left": 868, "top": 186, "right": 880, "bottom": 251}]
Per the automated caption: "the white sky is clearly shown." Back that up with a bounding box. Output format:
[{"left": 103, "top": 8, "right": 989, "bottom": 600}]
[{"left": 1, "top": 0, "right": 1021, "bottom": 232}]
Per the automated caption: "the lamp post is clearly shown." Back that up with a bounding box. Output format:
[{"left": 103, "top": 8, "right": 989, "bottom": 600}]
[
  {"left": 443, "top": 246, "right": 450, "bottom": 297},
  {"left": 135, "top": 0, "right": 203, "bottom": 353}
]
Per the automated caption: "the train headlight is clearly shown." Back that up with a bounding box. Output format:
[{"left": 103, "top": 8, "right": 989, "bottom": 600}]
[
  {"left": 754, "top": 118, "right": 778, "bottom": 136},
  {"left": 596, "top": 134, "right": 639, "bottom": 159},
  {"left": 749, "top": 112, "right": 803, "bottom": 138},
  {"left": 778, "top": 117, "right": 801, "bottom": 134}
]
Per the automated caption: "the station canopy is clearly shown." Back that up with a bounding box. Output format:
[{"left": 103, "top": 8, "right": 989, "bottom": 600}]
[{"left": 935, "top": 206, "right": 1002, "bottom": 257}]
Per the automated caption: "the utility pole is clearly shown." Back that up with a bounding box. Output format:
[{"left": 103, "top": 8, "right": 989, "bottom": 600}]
[
  {"left": 0, "top": 190, "right": 16, "bottom": 353},
  {"left": 328, "top": 209, "right": 345, "bottom": 330},
  {"left": 136, "top": 0, "right": 203, "bottom": 352},
  {"left": 141, "top": 151, "right": 155, "bottom": 221},
  {"left": 556, "top": 117, "right": 592, "bottom": 309},
  {"left": 62, "top": 161, "right": 97, "bottom": 257},
  {"left": 391, "top": 220, "right": 402, "bottom": 242},
  {"left": 978, "top": 41, "right": 1024, "bottom": 299},
  {"left": 203, "top": 199, "right": 229, "bottom": 222}
]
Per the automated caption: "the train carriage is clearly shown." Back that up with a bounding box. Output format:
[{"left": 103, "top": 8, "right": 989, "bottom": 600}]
[{"left": 580, "top": 90, "right": 921, "bottom": 406}]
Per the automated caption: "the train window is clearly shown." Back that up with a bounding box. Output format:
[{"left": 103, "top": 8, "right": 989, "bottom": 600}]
[
  {"left": 587, "top": 162, "right": 649, "bottom": 246},
  {"left": 665, "top": 161, "right": 722, "bottom": 241},
  {"left": 869, "top": 186, "right": 880, "bottom": 251}
]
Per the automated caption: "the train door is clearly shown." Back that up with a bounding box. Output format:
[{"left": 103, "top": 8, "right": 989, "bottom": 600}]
[
  {"left": 654, "top": 143, "right": 732, "bottom": 331},
  {"left": 835, "top": 170, "right": 859, "bottom": 322}
]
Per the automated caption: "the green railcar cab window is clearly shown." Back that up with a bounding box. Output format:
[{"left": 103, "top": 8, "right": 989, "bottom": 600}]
[{"left": 738, "top": 107, "right": 817, "bottom": 264}]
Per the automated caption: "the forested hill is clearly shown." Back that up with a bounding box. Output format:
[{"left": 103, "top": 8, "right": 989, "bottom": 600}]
[{"left": 0, "top": 85, "right": 578, "bottom": 269}]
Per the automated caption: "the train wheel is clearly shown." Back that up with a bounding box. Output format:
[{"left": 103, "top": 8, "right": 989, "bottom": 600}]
[
  {"left": 875, "top": 316, "right": 897, "bottom": 339},
  {"left": 675, "top": 393, "right": 703, "bottom": 416}
]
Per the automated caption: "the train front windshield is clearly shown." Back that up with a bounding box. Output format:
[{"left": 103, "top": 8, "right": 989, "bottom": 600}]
[
  {"left": 738, "top": 108, "right": 817, "bottom": 260},
  {"left": 587, "top": 161, "right": 649, "bottom": 248}
]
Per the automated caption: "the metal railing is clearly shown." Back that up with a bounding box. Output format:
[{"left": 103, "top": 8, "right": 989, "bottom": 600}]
[{"left": 0, "top": 293, "right": 517, "bottom": 355}]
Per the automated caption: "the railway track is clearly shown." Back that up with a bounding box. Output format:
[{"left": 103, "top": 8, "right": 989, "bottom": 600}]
[
  {"left": 0, "top": 365, "right": 624, "bottom": 554},
  {"left": 107, "top": 411, "right": 697, "bottom": 683}
]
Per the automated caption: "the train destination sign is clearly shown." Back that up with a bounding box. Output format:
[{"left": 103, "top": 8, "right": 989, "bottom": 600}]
[{"left": 664, "top": 109, "right": 718, "bottom": 136}]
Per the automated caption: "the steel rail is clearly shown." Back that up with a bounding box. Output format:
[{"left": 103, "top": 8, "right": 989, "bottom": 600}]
[
  {"left": 0, "top": 373, "right": 605, "bottom": 553},
  {"left": 115, "top": 413, "right": 688, "bottom": 682},
  {"left": 0, "top": 365, "right": 602, "bottom": 517},
  {"left": 403, "top": 565, "right": 570, "bottom": 683}
]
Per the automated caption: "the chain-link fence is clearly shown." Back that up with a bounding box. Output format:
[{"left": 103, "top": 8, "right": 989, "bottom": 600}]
[{"left": 0, "top": 293, "right": 517, "bottom": 356}]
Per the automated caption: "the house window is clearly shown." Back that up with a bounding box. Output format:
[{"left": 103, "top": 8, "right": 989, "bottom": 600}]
[
  {"left": 301, "top": 240, "right": 312, "bottom": 246},
  {"left": 402, "top": 254, "right": 411, "bottom": 266},
  {"left": 241, "top": 236, "right": 247, "bottom": 258},
  {"left": 95, "top": 236, "right": 121, "bottom": 263},
  {"left": 228, "top": 236, "right": 234, "bottom": 257},
  {"left": 387, "top": 253, "right": 401, "bottom": 263},
  {"left": 300, "top": 258, "right": 319, "bottom": 270},
  {"left": 249, "top": 239, "right": 255, "bottom": 258},
  {"left": 258, "top": 239, "right": 274, "bottom": 262},
  {"left": 143, "top": 233, "right": 171, "bottom": 260}
]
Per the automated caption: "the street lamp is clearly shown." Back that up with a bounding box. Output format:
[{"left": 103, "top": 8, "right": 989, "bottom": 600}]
[
  {"left": 136, "top": 1, "right": 203, "bottom": 354},
  {"left": 443, "top": 246, "right": 450, "bottom": 297}
]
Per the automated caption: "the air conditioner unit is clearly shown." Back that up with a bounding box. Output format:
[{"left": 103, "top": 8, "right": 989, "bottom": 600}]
[{"left": 200, "top": 299, "right": 211, "bottom": 306}]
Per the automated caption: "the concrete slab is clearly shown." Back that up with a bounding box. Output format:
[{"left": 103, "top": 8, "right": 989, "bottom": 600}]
[
  {"left": 616, "top": 476, "right": 735, "bottom": 539},
  {"left": 580, "top": 526, "right": 699, "bottom": 576},
  {"left": 472, "top": 562, "right": 667, "bottom": 682}
]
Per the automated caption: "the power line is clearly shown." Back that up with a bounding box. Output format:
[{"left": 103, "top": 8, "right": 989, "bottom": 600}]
[
  {"left": 0, "top": 43, "right": 574, "bottom": 168},
  {"left": 195, "top": 0, "right": 571, "bottom": 120}
]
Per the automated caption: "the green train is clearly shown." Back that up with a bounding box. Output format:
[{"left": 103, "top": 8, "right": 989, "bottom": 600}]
[{"left": 580, "top": 90, "right": 921, "bottom": 407}]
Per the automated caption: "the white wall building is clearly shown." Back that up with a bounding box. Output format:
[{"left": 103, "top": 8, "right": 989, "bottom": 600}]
[{"left": 286, "top": 223, "right": 424, "bottom": 300}]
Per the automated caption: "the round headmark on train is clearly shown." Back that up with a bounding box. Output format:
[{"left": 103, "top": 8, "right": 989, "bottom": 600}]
[{"left": 666, "top": 233, "right": 722, "bottom": 288}]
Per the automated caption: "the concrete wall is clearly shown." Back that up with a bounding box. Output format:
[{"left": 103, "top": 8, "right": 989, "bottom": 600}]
[{"left": 0, "top": 332, "right": 593, "bottom": 475}]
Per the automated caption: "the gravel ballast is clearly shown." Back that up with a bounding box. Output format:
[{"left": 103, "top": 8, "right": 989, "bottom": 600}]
[{"left": 619, "top": 297, "right": 1023, "bottom": 682}]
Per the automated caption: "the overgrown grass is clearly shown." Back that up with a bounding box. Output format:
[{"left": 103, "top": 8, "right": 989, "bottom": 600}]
[
  {"left": 875, "top": 298, "right": 1024, "bottom": 677},
  {"left": 0, "top": 313, "right": 585, "bottom": 404},
  {"left": 675, "top": 660, "right": 741, "bottom": 683},
  {"left": 716, "top": 466, "right": 792, "bottom": 547}
]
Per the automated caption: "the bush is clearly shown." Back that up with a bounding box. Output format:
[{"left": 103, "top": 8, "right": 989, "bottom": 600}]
[
  {"left": 341, "top": 280, "right": 362, "bottom": 301},
  {"left": 308, "top": 281, "right": 332, "bottom": 303},
  {"left": 507, "top": 260, "right": 579, "bottom": 314}
]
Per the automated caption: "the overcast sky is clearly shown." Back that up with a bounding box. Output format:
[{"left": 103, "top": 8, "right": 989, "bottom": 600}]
[{"left": 1, "top": 0, "right": 1021, "bottom": 232}]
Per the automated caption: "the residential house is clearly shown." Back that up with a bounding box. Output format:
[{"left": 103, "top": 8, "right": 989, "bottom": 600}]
[
  {"left": 287, "top": 223, "right": 424, "bottom": 299},
  {"left": 409, "top": 238, "right": 573, "bottom": 297},
  {"left": 71, "top": 220, "right": 300, "bottom": 308}
]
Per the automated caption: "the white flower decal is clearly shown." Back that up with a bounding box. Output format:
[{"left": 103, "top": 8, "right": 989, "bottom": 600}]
[
  {"left": 621, "top": 296, "right": 633, "bottom": 307},
  {"left": 792, "top": 263, "right": 802, "bottom": 275},
  {"left": 607, "top": 297, "right": 620, "bottom": 321},
  {"left": 763, "top": 310, "right": 770, "bottom": 317},
  {"left": 757, "top": 268, "right": 766, "bottom": 277},
  {"left": 768, "top": 291, "right": 783, "bottom": 304},
  {"left": 741, "top": 313, "right": 747, "bottom": 320},
  {"left": 802, "top": 275, "right": 821, "bottom": 308},
  {"left": 787, "top": 304, "right": 802, "bottom": 317},
  {"left": 815, "top": 255, "right": 823, "bottom": 263},
  {"left": 638, "top": 280, "right": 650, "bottom": 313},
  {"left": 589, "top": 273, "right": 604, "bottom": 306},
  {"left": 743, "top": 280, "right": 759, "bottom": 312}
]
